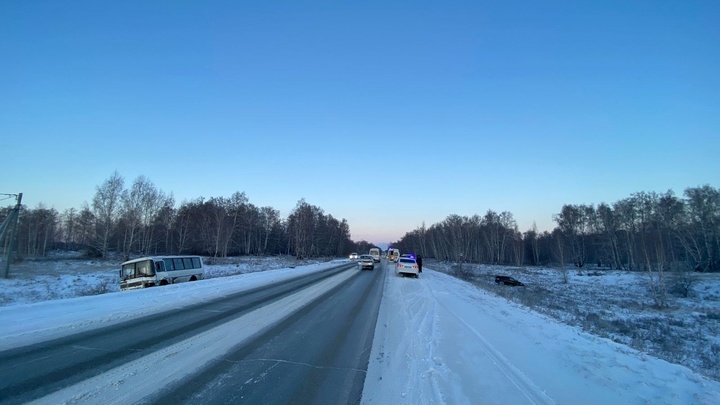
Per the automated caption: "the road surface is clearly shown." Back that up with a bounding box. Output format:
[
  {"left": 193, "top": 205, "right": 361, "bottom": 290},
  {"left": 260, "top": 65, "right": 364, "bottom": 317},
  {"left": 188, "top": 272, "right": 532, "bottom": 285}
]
[{"left": 0, "top": 262, "right": 383, "bottom": 404}]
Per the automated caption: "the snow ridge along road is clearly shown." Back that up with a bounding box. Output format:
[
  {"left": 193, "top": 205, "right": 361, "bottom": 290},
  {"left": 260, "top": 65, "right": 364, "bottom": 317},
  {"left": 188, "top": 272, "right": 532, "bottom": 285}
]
[{"left": 27, "top": 267, "right": 357, "bottom": 405}]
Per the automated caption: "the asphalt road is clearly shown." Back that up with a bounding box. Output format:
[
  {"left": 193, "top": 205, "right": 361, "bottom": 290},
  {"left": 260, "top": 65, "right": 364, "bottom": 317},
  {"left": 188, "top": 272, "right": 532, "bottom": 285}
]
[
  {"left": 151, "top": 262, "right": 384, "bottom": 404},
  {"left": 0, "top": 261, "right": 384, "bottom": 404}
]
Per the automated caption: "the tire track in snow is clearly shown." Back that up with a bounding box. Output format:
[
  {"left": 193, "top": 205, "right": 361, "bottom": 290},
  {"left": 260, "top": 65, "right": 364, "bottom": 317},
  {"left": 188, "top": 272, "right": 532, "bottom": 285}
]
[
  {"left": 398, "top": 272, "right": 445, "bottom": 404},
  {"left": 362, "top": 264, "right": 447, "bottom": 405},
  {"left": 428, "top": 273, "right": 555, "bottom": 405}
]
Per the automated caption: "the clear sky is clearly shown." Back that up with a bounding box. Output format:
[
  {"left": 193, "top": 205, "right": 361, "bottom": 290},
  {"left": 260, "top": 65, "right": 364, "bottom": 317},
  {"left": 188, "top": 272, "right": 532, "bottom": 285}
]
[{"left": 2, "top": 0, "right": 718, "bottom": 244}]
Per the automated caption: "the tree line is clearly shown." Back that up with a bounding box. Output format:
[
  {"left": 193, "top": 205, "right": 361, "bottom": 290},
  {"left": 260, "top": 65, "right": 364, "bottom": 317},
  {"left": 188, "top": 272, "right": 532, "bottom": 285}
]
[
  {"left": 392, "top": 185, "right": 719, "bottom": 307},
  {"left": 3, "top": 172, "right": 718, "bottom": 290},
  {"left": 1, "top": 172, "right": 366, "bottom": 261},
  {"left": 392, "top": 185, "right": 720, "bottom": 278}
]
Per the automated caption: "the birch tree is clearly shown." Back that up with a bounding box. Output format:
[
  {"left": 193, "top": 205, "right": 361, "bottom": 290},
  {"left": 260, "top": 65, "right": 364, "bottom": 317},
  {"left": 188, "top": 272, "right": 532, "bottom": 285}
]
[
  {"left": 91, "top": 171, "right": 124, "bottom": 258},
  {"left": 684, "top": 185, "right": 720, "bottom": 271}
]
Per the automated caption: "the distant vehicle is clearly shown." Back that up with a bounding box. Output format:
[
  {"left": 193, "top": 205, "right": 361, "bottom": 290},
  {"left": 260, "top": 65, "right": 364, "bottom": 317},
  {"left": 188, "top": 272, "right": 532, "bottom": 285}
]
[
  {"left": 395, "top": 257, "right": 419, "bottom": 278},
  {"left": 388, "top": 248, "right": 400, "bottom": 262},
  {"left": 358, "top": 255, "right": 375, "bottom": 270},
  {"left": 349, "top": 252, "right": 358, "bottom": 260},
  {"left": 120, "top": 256, "right": 204, "bottom": 290},
  {"left": 495, "top": 275, "right": 525, "bottom": 286},
  {"left": 369, "top": 248, "right": 381, "bottom": 262}
]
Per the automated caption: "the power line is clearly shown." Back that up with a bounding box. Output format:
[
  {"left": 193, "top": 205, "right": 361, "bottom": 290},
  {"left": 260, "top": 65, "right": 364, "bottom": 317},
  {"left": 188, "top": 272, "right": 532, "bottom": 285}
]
[{"left": 0, "top": 193, "right": 20, "bottom": 203}]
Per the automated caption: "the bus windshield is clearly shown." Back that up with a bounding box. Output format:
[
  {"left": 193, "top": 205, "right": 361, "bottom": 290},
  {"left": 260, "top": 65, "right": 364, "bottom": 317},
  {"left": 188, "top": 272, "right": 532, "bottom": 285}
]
[{"left": 121, "top": 260, "right": 155, "bottom": 280}]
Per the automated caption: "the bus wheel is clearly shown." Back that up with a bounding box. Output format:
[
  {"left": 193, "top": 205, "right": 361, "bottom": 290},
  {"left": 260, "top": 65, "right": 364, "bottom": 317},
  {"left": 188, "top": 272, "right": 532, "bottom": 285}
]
[
  {"left": 189, "top": 276, "right": 197, "bottom": 281},
  {"left": 160, "top": 280, "right": 169, "bottom": 286}
]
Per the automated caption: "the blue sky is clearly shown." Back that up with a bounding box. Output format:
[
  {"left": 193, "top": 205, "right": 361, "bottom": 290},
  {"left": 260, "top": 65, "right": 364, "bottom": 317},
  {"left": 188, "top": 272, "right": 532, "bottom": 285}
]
[{"left": 2, "top": 0, "right": 718, "bottom": 244}]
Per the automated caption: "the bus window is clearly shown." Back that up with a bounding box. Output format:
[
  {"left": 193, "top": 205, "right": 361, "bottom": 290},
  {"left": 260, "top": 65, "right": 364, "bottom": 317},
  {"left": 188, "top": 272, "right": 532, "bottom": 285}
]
[
  {"left": 183, "top": 258, "right": 193, "bottom": 269},
  {"left": 121, "top": 263, "right": 135, "bottom": 279},
  {"left": 164, "top": 258, "right": 175, "bottom": 271},
  {"left": 192, "top": 257, "right": 201, "bottom": 268},
  {"left": 173, "top": 258, "right": 185, "bottom": 270},
  {"left": 136, "top": 260, "right": 154, "bottom": 277}
]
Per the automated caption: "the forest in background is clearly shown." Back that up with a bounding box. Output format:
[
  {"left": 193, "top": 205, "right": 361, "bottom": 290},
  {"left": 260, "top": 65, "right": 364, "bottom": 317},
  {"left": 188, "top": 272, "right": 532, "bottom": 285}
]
[
  {"left": 391, "top": 185, "right": 719, "bottom": 307},
  {"left": 1, "top": 171, "right": 375, "bottom": 262},
  {"left": 2, "top": 171, "right": 718, "bottom": 301}
]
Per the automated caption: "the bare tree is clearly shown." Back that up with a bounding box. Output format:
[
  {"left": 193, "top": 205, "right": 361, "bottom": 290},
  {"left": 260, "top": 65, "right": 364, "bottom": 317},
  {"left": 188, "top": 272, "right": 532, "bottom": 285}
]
[
  {"left": 173, "top": 202, "right": 194, "bottom": 254},
  {"left": 287, "top": 199, "right": 315, "bottom": 258},
  {"left": 635, "top": 192, "right": 669, "bottom": 307},
  {"left": 483, "top": 210, "right": 503, "bottom": 264},
  {"left": 18, "top": 204, "right": 58, "bottom": 256},
  {"left": 259, "top": 206, "right": 280, "bottom": 255},
  {"left": 91, "top": 171, "right": 124, "bottom": 258},
  {"left": 524, "top": 222, "right": 540, "bottom": 265},
  {"left": 553, "top": 204, "right": 593, "bottom": 268},
  {"left": 512, "top": 230, "right": 524, "bottom": 266},
  {"left": 224, "top": 192, "right": 248, "bottom": 256},
  {"left": 614, "top": 197, "right": 639, "bottom": 271},
  {"left": 596, "top": 203, "right": 622, "bottom": 269},
  {"left": 76, "top": 205, "right": 95, "bottom": 248},
  {"left": 60, "top": 208, "right": 78, "bottom": 246},
  {"left": 153, "top": 200, "right": 176, "bottom": 255},
  {"left": 206, "top": 197, "right": 229, "bottom": 258},
  {"left": 118, "top": 176, "right": 171, "bottom": 257},
  {"left": 499, "top": 211, "right": 518, "bottom": 263},
  {"left": 552, "top": 228, "right": 569, "bottom": 283},
  {"left": 684, "top": 185, "right": 720, "bottom": 271}
]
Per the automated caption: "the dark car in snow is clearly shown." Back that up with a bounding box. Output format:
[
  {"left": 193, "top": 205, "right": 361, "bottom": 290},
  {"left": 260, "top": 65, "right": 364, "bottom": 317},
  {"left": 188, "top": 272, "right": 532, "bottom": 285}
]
[{"left": 495, "top": 275, "right": 525, "bottom": 286}]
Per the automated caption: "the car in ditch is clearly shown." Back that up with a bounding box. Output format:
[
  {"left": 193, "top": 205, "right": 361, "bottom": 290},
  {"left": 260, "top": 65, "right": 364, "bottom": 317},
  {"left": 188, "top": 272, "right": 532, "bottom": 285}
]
[
  {"left": 395, "top": 257, "right": 419, "bottom": 278},
  {"left": 495, "top": 275, "right": 525, "bottom": 286},
  {"left": 358, "top": 255, "right": 375, "bottom": 270}
]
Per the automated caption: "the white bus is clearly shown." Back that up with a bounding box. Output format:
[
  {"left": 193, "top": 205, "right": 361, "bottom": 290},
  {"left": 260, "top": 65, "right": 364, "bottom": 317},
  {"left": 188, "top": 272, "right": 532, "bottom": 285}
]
[
  {"left": 120, "top": 256, "right": 205, "bottom": 290},
  {"left": 369, "top": 248, "right": 381, "bottom": 263}
]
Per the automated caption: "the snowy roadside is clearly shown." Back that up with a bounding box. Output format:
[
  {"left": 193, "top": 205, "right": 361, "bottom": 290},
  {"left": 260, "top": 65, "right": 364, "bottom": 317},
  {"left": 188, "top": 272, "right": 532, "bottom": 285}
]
[
  {"left": 28, "top": 268, "right": 359, "bottom": 405},
  {"left": 427, "top": 261, "right": 720, "bottom": 383},
  {"left": 4, "top": 254, "right": 719, "bottom": 403},
  {"left": 0, "top": 255, "right": 329, "bottom": 307},
  {"left": 0, "top": 259, "right": 349, "bottom": 351},
  {"left": 362, "top": 266, "right": 720, "bottom": 405}
]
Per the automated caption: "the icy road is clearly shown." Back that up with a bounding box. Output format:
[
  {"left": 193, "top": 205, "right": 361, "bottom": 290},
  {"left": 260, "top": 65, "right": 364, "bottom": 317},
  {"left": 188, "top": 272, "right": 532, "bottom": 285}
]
[{"left": 0, "top": 259, "right": 719, "bottom": 404}]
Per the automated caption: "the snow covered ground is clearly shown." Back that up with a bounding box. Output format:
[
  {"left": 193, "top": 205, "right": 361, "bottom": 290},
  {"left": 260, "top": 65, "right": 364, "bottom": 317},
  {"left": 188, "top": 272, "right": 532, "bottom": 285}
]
[
  {"left": 0, "top": 256, "right": 340, "bottom": 351},
  {"left": 0, "top": 253, "right": 327, "bottom": 307},
  {"left": 362, "top": 266, "right": 720, "bottom": 404},
  {"left": 426, "top": 261, "right": 720, "bottom": 383},
  {"left": 1, "top": 254, "right": 719, "bottom": 404}
]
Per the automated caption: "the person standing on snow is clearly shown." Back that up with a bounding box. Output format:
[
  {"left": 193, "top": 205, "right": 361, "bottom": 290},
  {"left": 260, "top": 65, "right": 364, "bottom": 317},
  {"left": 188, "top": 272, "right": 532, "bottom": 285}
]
[{"left": 417, "top": 255, "right": 423, "bottom": 272}]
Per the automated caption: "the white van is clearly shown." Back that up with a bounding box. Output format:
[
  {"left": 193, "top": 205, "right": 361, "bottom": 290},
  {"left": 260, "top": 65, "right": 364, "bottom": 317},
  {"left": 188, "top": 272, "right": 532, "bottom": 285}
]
[{"left": 369, "top": 248, "right": 381, "bottom": 262}]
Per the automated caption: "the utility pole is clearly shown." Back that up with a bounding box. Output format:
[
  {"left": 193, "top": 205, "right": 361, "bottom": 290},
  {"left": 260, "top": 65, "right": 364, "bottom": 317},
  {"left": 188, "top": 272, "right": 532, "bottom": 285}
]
[{"left": 3, "top": 193, "right": 22, "bottom": 279}]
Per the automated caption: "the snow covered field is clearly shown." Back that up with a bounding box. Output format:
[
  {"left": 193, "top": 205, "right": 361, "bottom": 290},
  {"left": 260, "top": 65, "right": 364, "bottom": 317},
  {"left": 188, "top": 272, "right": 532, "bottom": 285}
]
[
  {"left": 1, "top": 254, "right": 719, "bottom": 404},
  {"left": 426, "top": 260, "right": 720, "bottom": 384},
  {"left": 0, "top": 253, "right": 327, "bottom": 307}
]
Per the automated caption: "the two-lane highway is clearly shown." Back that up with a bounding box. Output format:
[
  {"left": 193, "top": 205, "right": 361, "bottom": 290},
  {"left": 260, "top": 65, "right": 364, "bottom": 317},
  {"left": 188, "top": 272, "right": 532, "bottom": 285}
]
[
  {"left": 0, "top": 261, "right": 385, "bottom": 404},
  {"left": 154, "top": 261, "right": 384, "bottom": 404}
]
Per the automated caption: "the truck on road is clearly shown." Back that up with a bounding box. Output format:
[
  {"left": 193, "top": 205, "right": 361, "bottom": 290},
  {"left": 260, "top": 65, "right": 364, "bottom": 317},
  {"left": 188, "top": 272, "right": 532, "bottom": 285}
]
[{"left": 369, "top": 248, "right": 381, "bottom": 262}]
